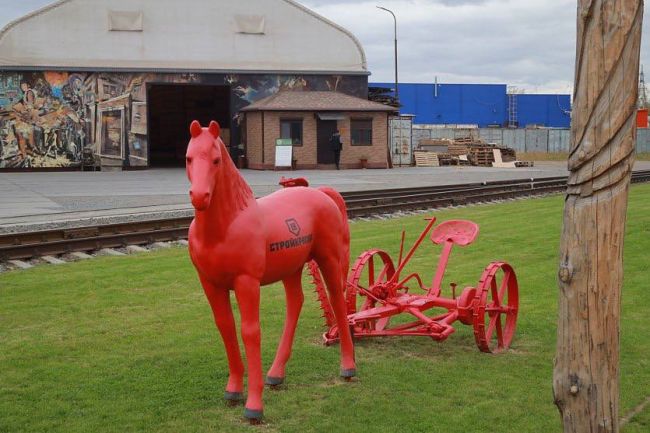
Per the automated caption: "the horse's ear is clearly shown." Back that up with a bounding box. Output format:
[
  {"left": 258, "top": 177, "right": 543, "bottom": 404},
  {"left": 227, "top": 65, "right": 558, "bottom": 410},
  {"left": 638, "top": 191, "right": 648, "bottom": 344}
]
[
  {"left": 208, "top": 121, "right": 220, "bottom": 139},
  {"left": 190, "top": 120, "right": 202, "bottom": 138}
]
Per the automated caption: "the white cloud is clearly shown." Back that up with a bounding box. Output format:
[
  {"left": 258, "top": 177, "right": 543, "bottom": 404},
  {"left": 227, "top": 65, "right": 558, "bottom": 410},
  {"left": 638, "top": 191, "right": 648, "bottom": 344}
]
[
  {"left": 303, "top": 0, "right": 577, "bottom": 93},
  {"left": 1, "top": 0, "right": 649, "bottom": 95},
  {"left": 301, "top": 0, "right": 650, "bottom": 94}
]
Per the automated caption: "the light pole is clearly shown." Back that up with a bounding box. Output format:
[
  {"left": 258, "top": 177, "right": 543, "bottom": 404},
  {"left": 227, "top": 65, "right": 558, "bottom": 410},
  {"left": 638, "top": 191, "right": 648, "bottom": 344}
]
[
  {"left": 376, "top": 6, "right": 398, "bottom": 105},
  {"left": 377, "top": 6, "right": 400, "bottom": 165}
]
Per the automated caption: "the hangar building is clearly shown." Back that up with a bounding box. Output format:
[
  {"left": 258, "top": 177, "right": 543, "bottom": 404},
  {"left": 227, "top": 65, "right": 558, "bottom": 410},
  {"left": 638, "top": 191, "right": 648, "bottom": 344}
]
[{"left": 0, "top": 0, "right": 369, "bottom": 170}]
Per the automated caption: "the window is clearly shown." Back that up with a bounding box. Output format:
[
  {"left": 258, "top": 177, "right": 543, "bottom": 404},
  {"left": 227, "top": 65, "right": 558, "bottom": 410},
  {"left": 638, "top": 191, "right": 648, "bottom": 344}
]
[
  {"left": 234, "top": 14, "right": 265, "bottom": 34},
  {"left": 280, "top": 119, "right": 303, "bottom": 146},
  {"left": 351, "top": 119, "right": 373, "bottom": 146}
]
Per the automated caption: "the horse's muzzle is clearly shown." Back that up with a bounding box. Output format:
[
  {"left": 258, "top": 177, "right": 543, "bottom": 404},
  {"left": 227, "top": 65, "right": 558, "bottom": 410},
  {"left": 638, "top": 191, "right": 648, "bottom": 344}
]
[{"left": 190, "top": 190, "right": 211, "bottom": 211}]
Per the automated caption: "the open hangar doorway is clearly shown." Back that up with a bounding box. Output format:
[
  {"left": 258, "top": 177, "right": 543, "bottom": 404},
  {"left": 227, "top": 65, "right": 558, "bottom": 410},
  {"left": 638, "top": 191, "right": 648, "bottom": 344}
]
[{"left": 147, "top": 83, "right": 231, "bottom": 167}]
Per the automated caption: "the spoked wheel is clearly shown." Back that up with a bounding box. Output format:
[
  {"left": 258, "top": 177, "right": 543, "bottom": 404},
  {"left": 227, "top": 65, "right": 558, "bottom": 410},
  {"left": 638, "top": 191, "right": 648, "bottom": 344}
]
[
  {"left": 347, "top": 249, "right": 397, "bottom": 332},
  {"left": 473, "top": 262, "right": 519, "bottom": 353}
]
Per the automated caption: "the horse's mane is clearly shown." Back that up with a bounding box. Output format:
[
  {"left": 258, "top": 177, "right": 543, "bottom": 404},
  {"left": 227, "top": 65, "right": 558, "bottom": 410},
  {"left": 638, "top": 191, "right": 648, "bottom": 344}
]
[{"left": 217, "top": 138, "right": 254, "bottom": 211}]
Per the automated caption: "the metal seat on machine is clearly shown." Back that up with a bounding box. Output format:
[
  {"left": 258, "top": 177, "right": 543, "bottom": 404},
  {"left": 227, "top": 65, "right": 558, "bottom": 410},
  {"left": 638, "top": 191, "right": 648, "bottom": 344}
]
[{"left": 430, "top": 220, "right": 479, "bottom": 246}]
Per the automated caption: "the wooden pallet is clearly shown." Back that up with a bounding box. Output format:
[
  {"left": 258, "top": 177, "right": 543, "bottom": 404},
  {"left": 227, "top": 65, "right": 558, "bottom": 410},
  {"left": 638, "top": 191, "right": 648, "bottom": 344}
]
[
  {"left": 438, "top": 155, "right": 472, "bottom": 166},
  {"left": 448, "top": 144, "right": 470, "bottom": 156},
  {"left": 514, "top": 161, "right": 535, "bottom": 167},
  {"left": 499, "top": 147, "right": 517, "bottom": 162},
  {"left": 414, "top": 151, "right": 440, "bottom": 167},
  {"left": 437, "top": 154, "right": 453, "bottom": 166},
  {"left": 468, "top": 146, "right": 496, "bottom": 167},
  {"left": 419, "top": 138, "right": 452, "bottom": 146},
  {"left": 492, "top": 149, "right": 517, "bottom": 168},
  {"left": 453, "top": 137, "right": 476, "bottom": 144}
]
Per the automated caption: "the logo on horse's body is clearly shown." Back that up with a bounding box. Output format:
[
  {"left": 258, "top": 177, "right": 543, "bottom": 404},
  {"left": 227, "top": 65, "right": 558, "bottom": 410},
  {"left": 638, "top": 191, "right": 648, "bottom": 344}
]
[
  {"left": 269, "top": 234, "right": 313, "bottom": 252},
  {"left": 285, "top": 218, "right": 300, "bottom": 236}
]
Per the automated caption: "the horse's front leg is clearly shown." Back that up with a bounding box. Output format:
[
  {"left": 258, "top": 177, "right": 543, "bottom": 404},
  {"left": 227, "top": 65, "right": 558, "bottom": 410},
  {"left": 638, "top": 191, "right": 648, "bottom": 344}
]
[
  {"left": 266, "top": 269, "right": 304, "bottom": 385},
  {"left": 233, "top": 274, "right": 264, "bottom": 421},
  {"left": 199, "top": 275, "right": 245, "bottom": 402}
]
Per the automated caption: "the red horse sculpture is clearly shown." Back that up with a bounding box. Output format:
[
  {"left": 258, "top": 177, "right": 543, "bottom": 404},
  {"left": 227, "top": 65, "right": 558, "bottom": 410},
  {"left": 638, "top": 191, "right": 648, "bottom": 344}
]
[{"left": 185, "top": 120, "right": 355, "bottom": 421}]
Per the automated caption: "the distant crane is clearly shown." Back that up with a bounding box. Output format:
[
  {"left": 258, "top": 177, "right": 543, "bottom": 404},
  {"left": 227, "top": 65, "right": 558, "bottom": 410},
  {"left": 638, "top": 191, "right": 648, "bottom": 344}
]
[{"left": 639, "top": 64, "right": 648, "bottom": 108}]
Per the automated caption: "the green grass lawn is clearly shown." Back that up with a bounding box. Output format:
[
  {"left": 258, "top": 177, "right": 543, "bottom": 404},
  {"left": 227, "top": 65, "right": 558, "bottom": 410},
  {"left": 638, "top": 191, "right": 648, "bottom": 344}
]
[{"left": 2, "top": 185, "right": 650, "bottom": 433}]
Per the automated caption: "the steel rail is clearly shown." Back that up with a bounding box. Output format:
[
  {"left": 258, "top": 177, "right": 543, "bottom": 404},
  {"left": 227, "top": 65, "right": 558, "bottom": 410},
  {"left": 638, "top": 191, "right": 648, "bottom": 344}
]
[
  {"left": 339, "top": 175, "right": 569, "bottom": 200},
  {"left": 2, "top": 171, "right": 650, "bottom": 262}
]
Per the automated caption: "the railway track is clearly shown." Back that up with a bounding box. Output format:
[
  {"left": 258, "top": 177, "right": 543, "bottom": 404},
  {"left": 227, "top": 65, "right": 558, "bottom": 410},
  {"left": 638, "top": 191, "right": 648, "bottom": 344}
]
[{"left": 2, "top": 171, "right": 650, "bottom": 263}]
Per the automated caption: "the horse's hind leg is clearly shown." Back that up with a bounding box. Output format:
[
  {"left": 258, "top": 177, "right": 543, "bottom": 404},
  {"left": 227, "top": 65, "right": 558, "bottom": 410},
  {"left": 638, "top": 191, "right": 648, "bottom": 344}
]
[
  {"left": 317, "top": 257, "right": 356, "bottom": 377},
  {"left": 266, "top": 269, "right": 305, "bottom": 386},
  {"left": 199, "top": 275, "right": 244, "bottom": 402}
]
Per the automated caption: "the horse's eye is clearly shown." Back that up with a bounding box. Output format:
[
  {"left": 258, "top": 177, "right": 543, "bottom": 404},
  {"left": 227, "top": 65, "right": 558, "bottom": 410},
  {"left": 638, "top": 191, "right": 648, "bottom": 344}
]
[{"left": 213, "top": 158, "right": 220, "bottom": 165}]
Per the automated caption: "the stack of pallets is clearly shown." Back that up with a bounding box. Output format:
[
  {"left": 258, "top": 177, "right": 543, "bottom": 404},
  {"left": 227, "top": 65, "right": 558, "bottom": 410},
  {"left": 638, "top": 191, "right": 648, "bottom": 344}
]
[{"left": 413, "top": 136, "right": 530, "bottom": 168}]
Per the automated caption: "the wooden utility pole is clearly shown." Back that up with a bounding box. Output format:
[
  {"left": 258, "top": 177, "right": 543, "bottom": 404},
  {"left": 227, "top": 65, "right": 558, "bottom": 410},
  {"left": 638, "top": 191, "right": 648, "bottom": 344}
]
[{"left": 553, "top": 1, "right": 643, "bottom": 432}]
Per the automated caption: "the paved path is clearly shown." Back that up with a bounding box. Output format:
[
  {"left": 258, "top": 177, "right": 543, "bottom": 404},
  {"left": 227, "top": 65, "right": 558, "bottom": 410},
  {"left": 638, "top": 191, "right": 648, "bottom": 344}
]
[{"left": 1, "top": 162, "right": 648, "bottom": 231}]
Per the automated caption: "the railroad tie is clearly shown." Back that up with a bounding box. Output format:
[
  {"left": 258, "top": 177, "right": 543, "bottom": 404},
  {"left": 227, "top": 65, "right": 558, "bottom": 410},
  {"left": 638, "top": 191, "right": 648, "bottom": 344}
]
[
  {"left": 126, "top": 245, "right": 149, "bottom": 254},
  {"left": 151, "top": 242, "right": 172, "bottom": 249},
  {"left": 41, "top": 255, "right": 66, "bottom": 265},
  {"left": 97, "top": 248, "right": 126, "bottom": 257},
  {"left": 69, "top": 252, "right": 93, "bottom": 260},
  {"left": 7, "top": 260, "right": 33, "bottom": 269}
]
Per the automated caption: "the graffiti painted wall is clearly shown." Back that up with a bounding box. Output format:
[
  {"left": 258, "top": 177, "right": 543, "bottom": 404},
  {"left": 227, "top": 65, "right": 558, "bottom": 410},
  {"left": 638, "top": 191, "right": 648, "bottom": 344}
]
[{"left": 0, "top": 70, "right": 367, "bottom": 169}]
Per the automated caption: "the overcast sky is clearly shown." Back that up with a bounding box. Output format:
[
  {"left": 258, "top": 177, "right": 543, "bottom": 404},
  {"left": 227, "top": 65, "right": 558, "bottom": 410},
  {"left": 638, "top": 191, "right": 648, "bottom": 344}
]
[{"left": 1, "top": 0, "right": 648, "bottom": 95}]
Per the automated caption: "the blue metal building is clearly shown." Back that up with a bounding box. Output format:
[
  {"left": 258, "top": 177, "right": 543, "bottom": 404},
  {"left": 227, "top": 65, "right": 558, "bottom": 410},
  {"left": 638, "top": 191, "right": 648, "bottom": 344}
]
[
  {"left": 513, "top": 94, "right": 571, "bottom": 128},
  {"left": 371, "top": 82, "right": 571, "bottom": 128}
]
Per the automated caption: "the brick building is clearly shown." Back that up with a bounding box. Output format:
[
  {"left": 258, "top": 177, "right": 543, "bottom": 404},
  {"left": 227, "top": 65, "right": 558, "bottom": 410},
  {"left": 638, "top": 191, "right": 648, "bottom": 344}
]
[{"left": 240, "top": 91, "right": 397, "bottom": 169}]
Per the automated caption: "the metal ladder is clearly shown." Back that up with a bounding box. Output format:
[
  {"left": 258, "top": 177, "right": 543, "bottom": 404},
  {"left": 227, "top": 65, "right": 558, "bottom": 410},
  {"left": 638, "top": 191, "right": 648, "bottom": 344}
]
[{"left": 508, "top": 94, "right": 518, "bottom": 128}]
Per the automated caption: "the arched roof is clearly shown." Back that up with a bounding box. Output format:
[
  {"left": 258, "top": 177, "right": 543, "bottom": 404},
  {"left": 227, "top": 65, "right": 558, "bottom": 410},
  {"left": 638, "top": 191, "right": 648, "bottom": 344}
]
[{"left": 0, "top": 0, "right": 367, "bottom": 74}]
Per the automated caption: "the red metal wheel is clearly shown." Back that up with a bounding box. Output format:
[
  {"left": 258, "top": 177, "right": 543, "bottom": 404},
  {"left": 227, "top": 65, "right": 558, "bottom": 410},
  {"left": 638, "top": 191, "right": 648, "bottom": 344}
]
[
  {"left": 307, "top": 260, "right": 337, "bottom": 328},
  {"left": 473, "top": 262, "right": 519, "bottom": 353},
  {"left": 347, "top": 249, "right": 397, "bottom": 331}
]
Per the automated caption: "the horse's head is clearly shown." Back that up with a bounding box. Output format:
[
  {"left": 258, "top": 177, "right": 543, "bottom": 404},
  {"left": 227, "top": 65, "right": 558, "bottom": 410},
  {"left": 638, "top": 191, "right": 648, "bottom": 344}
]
[{"left": 186, "top": 120, "right": 223, "bottom": 211}]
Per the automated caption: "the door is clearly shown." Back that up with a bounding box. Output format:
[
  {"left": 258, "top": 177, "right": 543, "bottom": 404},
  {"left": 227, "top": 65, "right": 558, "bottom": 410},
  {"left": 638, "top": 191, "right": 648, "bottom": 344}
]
[
  {"left": 147, "top": 83, "right": 231, "bottom": 167},
  {"left": 389, "top": 116, "right": 413, "bottom": 166},
  {"left": 317, "top": 120, "right": 337, "bottom": 164}
]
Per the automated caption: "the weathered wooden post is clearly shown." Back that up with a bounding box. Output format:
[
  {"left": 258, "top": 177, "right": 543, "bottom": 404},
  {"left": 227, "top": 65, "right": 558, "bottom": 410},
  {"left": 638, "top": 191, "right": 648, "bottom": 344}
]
[{"left": 553, "top": 1, "right": 643, "bottom": 432}]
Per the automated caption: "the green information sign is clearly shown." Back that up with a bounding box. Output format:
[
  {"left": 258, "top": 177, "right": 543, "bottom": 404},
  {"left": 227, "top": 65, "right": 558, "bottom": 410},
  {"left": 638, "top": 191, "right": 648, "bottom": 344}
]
[
  {"left": 275, "top": 138, "right": 293, "bottom": 168},
  {"left": 275, "top": 138, "right": 293, "bottom": 146}
]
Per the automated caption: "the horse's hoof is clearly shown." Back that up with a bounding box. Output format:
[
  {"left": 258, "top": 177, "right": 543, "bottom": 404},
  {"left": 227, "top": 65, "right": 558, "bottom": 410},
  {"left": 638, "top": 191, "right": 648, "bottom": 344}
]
[
  {"left": 224, "top": 391, "right": 244, "bottom": 406},
  {"left": 265, "top": 376, "right": 285, "bottom": 386},
  {"left": 340, "top": 368, "right": 356, "bottom": 380},
  {"left": 244, "top": 408, "right": 264, "bottom": 423}
]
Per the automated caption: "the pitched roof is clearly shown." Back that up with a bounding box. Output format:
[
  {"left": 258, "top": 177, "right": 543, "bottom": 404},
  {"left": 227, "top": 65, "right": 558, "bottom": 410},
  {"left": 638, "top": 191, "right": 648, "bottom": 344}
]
[
  {"left": 240, "top": 91, "right": 398, "bottom": 112},
  {"left": 0, "top": 0, "right": 366, "bottom": 72}
]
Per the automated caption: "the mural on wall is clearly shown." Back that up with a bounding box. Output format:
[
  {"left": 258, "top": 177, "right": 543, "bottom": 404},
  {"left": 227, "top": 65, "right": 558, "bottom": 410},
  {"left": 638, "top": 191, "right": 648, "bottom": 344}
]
[
  {"left": 0, "top": 72, "right": 91, "bottom": 168},
  {"left": 99, "top": 107, "right": 124, "bottom": 158},
  {"left": 131, "top": 102, "right": 147, "bottom": 135},
  {"left": 0, "top": 70, "right": 367, "bottom": 169}
]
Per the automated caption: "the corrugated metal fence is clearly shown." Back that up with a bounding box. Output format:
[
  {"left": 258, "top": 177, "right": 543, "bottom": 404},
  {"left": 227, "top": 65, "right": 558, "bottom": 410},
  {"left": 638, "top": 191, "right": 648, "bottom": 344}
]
[
  {"left": 637, "top": 128, "right": 650, "bottom": 153},
  {"left": 414, "top": 127, "right": 650, "bottom": 153}
]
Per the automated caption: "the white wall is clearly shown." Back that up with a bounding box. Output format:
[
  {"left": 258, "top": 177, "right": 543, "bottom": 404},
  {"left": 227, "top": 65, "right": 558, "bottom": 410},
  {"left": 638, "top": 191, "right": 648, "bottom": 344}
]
[{"left": 0, "top": 0, "right": 366, "bottom": 73}]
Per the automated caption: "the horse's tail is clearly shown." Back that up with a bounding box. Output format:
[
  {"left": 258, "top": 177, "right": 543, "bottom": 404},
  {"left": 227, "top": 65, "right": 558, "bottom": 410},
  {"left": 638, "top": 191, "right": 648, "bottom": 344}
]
[{"left": 318, "top": 187, "right": 350, "bottom": 282}]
